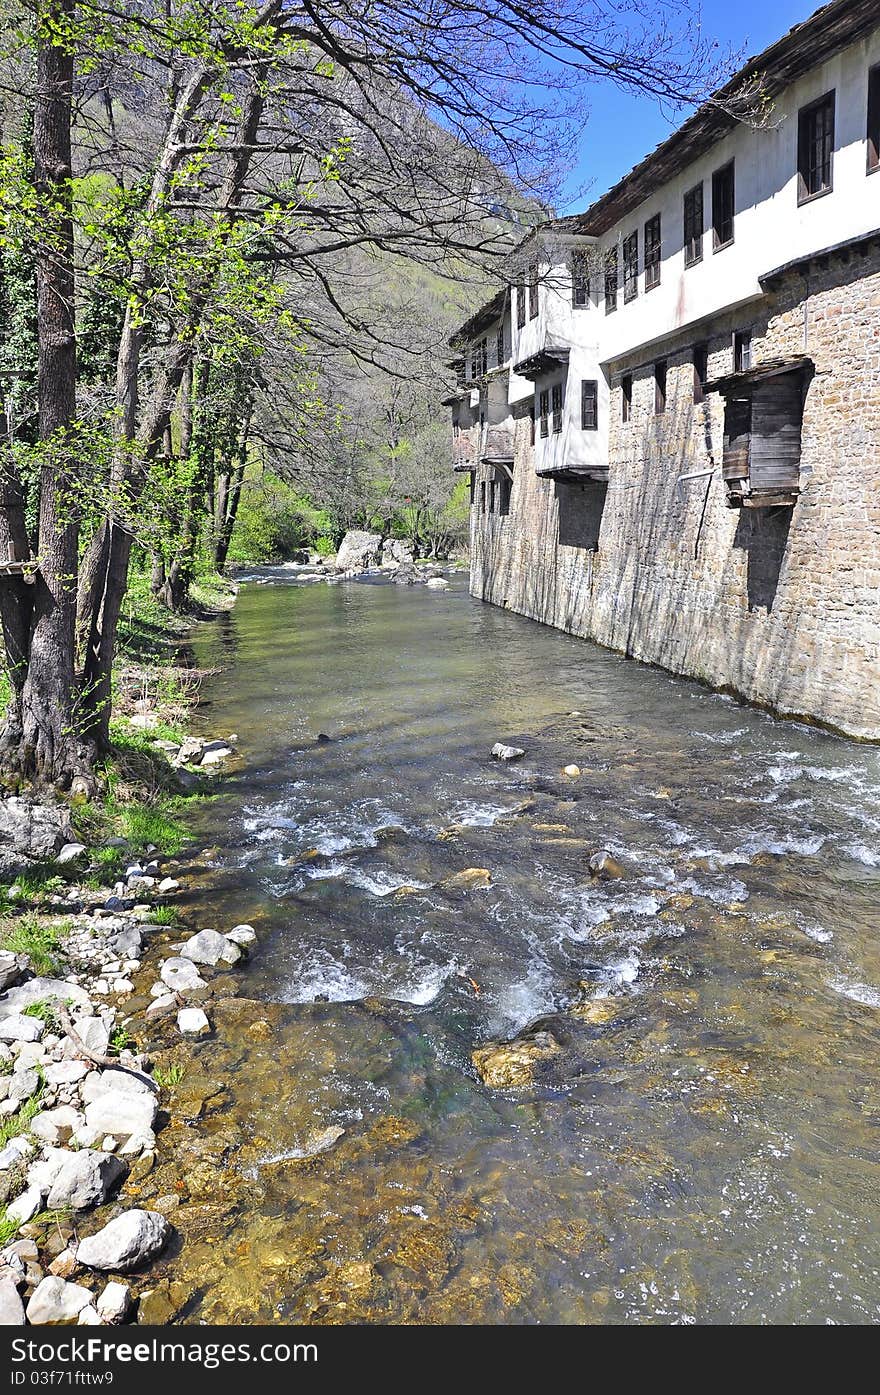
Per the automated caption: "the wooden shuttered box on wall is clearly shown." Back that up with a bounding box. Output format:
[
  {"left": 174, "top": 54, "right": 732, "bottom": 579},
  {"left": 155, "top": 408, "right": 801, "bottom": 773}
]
[{"left": 709, "top": 357, "right": 812, "bottom": 508}]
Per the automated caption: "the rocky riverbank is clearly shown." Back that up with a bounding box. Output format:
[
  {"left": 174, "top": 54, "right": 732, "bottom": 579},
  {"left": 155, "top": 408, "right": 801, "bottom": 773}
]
[{"left": 0, "top": 593, "right": 257, "bottom": 1326}]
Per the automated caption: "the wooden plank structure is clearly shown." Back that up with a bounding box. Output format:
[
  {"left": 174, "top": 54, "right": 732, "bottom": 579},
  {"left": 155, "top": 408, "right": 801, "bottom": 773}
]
[
  {"left": 706, "top": 357, "right": 813, "bottom": 508},
  {"left": 535, "top": 458, "right": 609, "bottom": 484},
  {"left": 0, "top": 559, "right": 37, "bottom": 583}
]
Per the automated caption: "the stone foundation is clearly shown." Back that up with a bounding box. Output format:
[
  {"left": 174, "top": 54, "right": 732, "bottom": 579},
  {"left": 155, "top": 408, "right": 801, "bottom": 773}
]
[{"left": 470, "top": 244, "right": 880, "bottom": 740}]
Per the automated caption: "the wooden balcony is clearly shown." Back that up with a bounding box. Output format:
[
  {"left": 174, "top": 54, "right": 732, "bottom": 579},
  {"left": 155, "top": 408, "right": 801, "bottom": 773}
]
[
  {"left": 535, "top": 459, "right": 608, "bottom": 483},
  {"left": 706, "top": 357, "right": 813, "bottom": 509},
  {"left": 480, "top": 426, "right": 514, "bottom": 464}
]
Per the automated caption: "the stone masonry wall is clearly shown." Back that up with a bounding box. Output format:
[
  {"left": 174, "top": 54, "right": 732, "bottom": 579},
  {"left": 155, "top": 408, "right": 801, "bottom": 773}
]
[{"left": 470, "top": 242, "right": 880, "bottom": 740}]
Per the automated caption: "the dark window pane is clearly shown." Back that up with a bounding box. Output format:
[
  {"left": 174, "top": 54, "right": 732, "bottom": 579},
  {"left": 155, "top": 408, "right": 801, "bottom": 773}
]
[
  {"left": 693, "top": 344, "right": 708, "bottom": 404},
  {"left": 581, "top": 379, "right": 598, "bottom": 431},
  {"left": 605, "top": 247, "right": 618, "bottom": 314},
  {"left": 621, "top": 373, "right": 632, "bottom": 423},
  {"left": 539, "top": 389, "right": 549, "bottom": 438},
  {"left": 644, "top": 214, "right": 661, "bottom": 291},
  {"left": 623, "top": 231, "right": 638, "bottom": 302},
  {"left": 551, "top": 382, "right": 564, "bottom": 434},
  {"left": 655, "top": 360, "right": 667, "bottom": 415},
  {"left": 712, "top": 162, "right": 735, "bottom": 249},
  {"left": 496, "top": 327, "right": 504, "bottom": 365},
  {"left": 869, "top": 66, "right": 880, "bottom": 172},
  {"left": 734, "top": 330, "right": 751, "bottom": 373},
  {"left": 516, "top": 282, "right": 525, "bottom": 328},
  {"left": 572, "top": 252, "right": 590, "bottom": 307},
  {"left": 684, "top": 184, "right": 703, "bottom": 267},
  {"left": 798, "top": 91, "right": 835, "bottom": 200},
  {"left": 528, "top": 262, "right": 539, "bottom": 319}
]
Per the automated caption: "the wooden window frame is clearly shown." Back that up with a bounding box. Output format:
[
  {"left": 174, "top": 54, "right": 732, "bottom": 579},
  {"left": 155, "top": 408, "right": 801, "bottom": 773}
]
[
  {"left": 572, "top": 252, "right": 590, "bottom": 308},
  {"left": 869, "top": 65, "right": 880, "bottom": 173},
  {"left": 581, "top": 379, "right": 598, "bottom": 432},
  {"left": 798, "top": 90, "right": 835, "bottom": 204},
  {"left": 654, "top": 360, "right": 667, "bottom": 416},
  {"left": 516, "top": 282, "right": 526, "bottom": 329},
  {"left": 529, "top": 404, "right": 535, "bottom": 447},
  {"left": 539, "top": 388, "right": 550, "bottom": 438},
  {"left": 604, "top": 247, "right": 618, "bottom": 315},
  {"left": 644, "top": 214, "right": 661, "bottom": 292},
  {"left": 712, "top": 160, "right": 735, "bottom": 252},
  {"left": 495, "top": 326, "right": 505, "bottom": 366},
  {"left": 479, "top": 481, "right": 486, "bottom": 514},
  {"left": 551, "top": 381, "right": 564, "bottom": 435},
  {"left": 528, "top": 262, "right": 539, "bottom": 320},
  {"left": 623, "top": 231, "right": 639, "bottom": 303},
  {"left": 733, "top": 330, "right": 752, "bottom": 374},
  {"left": 683, "top": 183, "right": 703, "bottom": 267},
  {"left": 692, "top": 343, "right": 708, "bottom": 405},
  {"left": 621, "top": 373, "right": 632, "bottom": 424}
]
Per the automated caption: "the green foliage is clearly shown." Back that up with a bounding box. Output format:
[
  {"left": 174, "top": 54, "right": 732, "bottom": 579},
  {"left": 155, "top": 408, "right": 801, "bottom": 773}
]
[
  {"left": 121, "top": 803, "right": 185, "bottom": 856},
  {"left": 153, "top": 1062, "right": 186, "bottom": 1090},
  {"left": 227, "top": 470, "right": 331, "bottom": 563},
  {"left": 22, "top": 999, "right": 71, "bottom": 1033},
  {"left": 109, "top": 1027, "right": 135, "bottom": 1055},
  {"left": 0, "top": 1211, "right": 20, "bottom": 1247},
  {"left": 149, "top": 905, "right": 179, "bottom": 927},
  {"left": 0, "top": 1073, "right": 44, "bottom": 1148},
  {"left": 0, "top": 915, "right": 63, "bottom": 975}
]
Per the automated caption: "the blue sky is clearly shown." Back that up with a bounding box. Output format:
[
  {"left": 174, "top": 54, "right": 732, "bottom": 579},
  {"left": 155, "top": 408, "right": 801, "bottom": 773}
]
[{"left": 558, "top": 0, "right": 818, "bottom": 213}]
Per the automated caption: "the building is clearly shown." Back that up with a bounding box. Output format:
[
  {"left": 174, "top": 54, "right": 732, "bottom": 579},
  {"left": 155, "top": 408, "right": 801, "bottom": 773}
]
[{"left": 446, "top": 0, "right": 880, "bottom": 740}]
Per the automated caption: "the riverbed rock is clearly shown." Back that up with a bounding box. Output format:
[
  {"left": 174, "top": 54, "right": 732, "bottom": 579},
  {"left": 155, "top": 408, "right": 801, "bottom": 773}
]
[
  {"left": 160, "top": 958, "right": 207, "bottom": 994},
  {"left": 84, "top": 1092, "right": 158, "bottom": 1144},
  {"left": 177, "top": 1007, "right": 210, "bottom": 1038},
  {"left": 588, "top": 849, "right": 626, "bottom": 880},
  {"left": 45, "top": 1150, "right": 127, "bottom": 1211},
  {"left": 334, "top": 530, "right": 382, "bottom": 573},
  {"left": 179, "top": 929, "right": 242, "bottom": 968},
  {"left": 226, "top": 924, "right": 257, "bottom": 948},
  {"left": 96, "top": 1281, "right": 130, "bottom": 1324},
  {"left": 0, "top": 1014, "right": 43, "bottom": 1044},
  {"left": 110, "top": 926, "right": 143, "bottom": 959},
  {"left": 76, "top": 1209, "right": 170, "bottom": 1273},
  {"left": 26, "top": 1277, "right": 94, "bottom": 1325},
  {"left": 563, "top": 764, "right": 581, "bottom": 777},
  {"left": 145, "top": 994, "right": 177, "bottom": 1022},
  {"left": 30, "top": 1106, "right": 84, "bottom": 1146},
  {"left": 6, "top": 1185, "right": 43, "bottom": 1225},
  {"left": 0, "top": 952, "right": 27, "bottom": 992},
  {"left": 0, "top": 1273, "right": 25, "bottom": 1324},
  {"left": 425, "top": 577, "right": 449, "bottom": 589},
  {"left": 472, "top": 1031, "right": 561, "bottom": 1089},
  {"left": 0, "top": 978, "right": 91, "bottom": 1018},
  {"left": 0, "top": 797, "right": 73, "bottom": 876},
  {"left": 62, "top": 1016, "right": 110, "bottom": 1060},
  {"left": 81, "top": 1068, "right": 156, "bottom": 1101},
  {"left": 381, "top": 538, "right": 414, "bottom": 568},
  {"left": 491, "top": 742, "right": 525, "bottom": 761},
  {"left": 443, "top": 868, "right": 492, "bottom": 891},
  {"left": 55, "top": 842, "right": 86, "bottom": 866}
]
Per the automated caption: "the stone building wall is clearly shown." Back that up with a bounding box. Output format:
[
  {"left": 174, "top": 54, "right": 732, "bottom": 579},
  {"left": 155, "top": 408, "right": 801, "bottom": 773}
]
[{"left": 470, "top": 241, "right": 880, "bottom": 740}]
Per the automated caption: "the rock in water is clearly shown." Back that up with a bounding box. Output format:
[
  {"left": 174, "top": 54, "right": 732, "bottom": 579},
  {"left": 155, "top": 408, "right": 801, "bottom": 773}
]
[
  {"left": 563, "top": 764, "right": 581, "bottom": 777},
  {"left": 442, "top": 868, "right": 492, "bottom": 891},
  {"left": 472, "top": 1032, "right": 561, "bottom": 1089},
  {"left": 45, "top": 1150, "right": 127, "bottom": 1211},
  {"left": 84, "top": 1093, "right": 158, "bottom": 1143},
  {"left": 491, "top": 742, "right": 525, "bottom": 761},
  {"left": 178, "top": 929, "right": 242, "bottom": 967},
  {"left": 334, "top": 530, "right": 382, "bottom": 573},
  {"left": 425, "top": 577, "right": 449, "bottom": 589},
  {"left": 96, "top": 1282, "right": 130, "bottom": 1324},
  {"left": 177, "top": 1007, "right": 210, "bottom": 1037},
  {"left": 159, "top": 958, "right": 207, "bottom": 994},
  {"left": 588, "top": 849, "right": 626, "bottom": 880},
  {"left": 76, "top": 1210, "right": 170, "bottom": 1273},
  {"left": 26, "top": 1277, "right": 94, "bottom": 1325}
]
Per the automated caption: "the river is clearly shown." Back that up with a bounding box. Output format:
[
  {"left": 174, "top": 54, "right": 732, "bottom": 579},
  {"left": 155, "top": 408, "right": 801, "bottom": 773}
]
[{"left": 155, "top": 566, "right": 880, "bottom": 1324}]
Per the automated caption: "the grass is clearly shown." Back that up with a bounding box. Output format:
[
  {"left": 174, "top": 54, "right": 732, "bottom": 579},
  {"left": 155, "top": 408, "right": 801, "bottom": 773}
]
[
  {"left": 109, "top": 1027, "right": 135, "bottom": 1055},
  {"left": 0, "top": 915, "right": 65, "bottom": 976},
  {"left": 23, "top": 999, "right": 71, "bottom": 1034},
  {"left": 0, "top": 1210, "right": 20, "bottom": 1246},
  {"left": 0, "top": 1077, "right": 44, "bottom": 1148},
  {"left": 149, "top": 905, "right": 179, "bottom": 927},
  {"left": 153, "top": 1063, "right": 186, "bottom": 1090}
]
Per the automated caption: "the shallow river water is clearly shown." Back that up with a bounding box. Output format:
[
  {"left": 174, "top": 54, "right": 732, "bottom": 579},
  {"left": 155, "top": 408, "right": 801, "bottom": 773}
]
[{"left": 153, "top": 567, "right": 880, "bottom": 1324}]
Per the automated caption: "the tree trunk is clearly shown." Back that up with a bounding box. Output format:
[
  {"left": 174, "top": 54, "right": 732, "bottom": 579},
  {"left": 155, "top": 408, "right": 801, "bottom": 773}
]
[
  {"left": 0, "top": 0, "right": 90, "bottom": 787},
  {"left": 213, "top": 405, "right": 251, "bottom": 573}
]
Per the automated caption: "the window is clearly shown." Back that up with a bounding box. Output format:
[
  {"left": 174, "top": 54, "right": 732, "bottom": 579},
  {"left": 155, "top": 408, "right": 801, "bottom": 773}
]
[
  {"left": 798, "top": 91, "right": 835, "bottom": 202},
  {"left": 623, "top": 231, "right": 638, "bottom": 302},
  {"left": 453, "top": 417, "right": 460, "bottom": 438},
  {"left": 621, "top": 373, "right": 632, "bottom": 423},
  {"left": 604, "top": 247, "right": 618, "bottom": 314},
  {"left": 488, "top": 479, "right": 497, "bottom": 514},
  {"left": 644, "top": 214, "right": 661, "bottom": 291},
  {"left": 496, "top": 326, "right": 505, "bottom": 366},
  {"left": 734, "top": 330, "right": 751, "bottom": 373},
  {"left": 471, "top": 339, "right": 487, "bottom": 379},
  {"left": 516, "top": 282, "right": 526, "bottom": 329},
  {"left": 869, "top": 65, "right": 880, "bottom": 172},
  {"left": 712, "top": 161, "right": 735, "bottom": 250},
  {"left": 693, "top": 343, "right": 708, "bottom": 404},
  {"left": 539, "top": 389, "right": 549, "bottom": 438},
  {"left": 654, "top": 360, "right": 667, "bottom": 415},
  {"left": 572, "top": 253, "right": 590, "bottom": 307},
  {"left": 468, "top": 473, "right": 475, "bottom": 507},
  {"left": 551, "top": 382, "right": 564, "bottom": 434},
  {"left": 479, "top": 481, "right": 486, "bottom": 514},
  {"left": 498, "top": 474, "right": 511, "bottom": 516},
  {"left": 581, "top": 379, "right": 598, "bottom": 431},
  {"left": 528, "top": 262, "right": 539, "bottom": 319},
  {"left": 684, "top": 183, "right": 703, "bottom": 267},
  {"left": 529, "top": 404, "right": 535, "bottom": 446}
]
